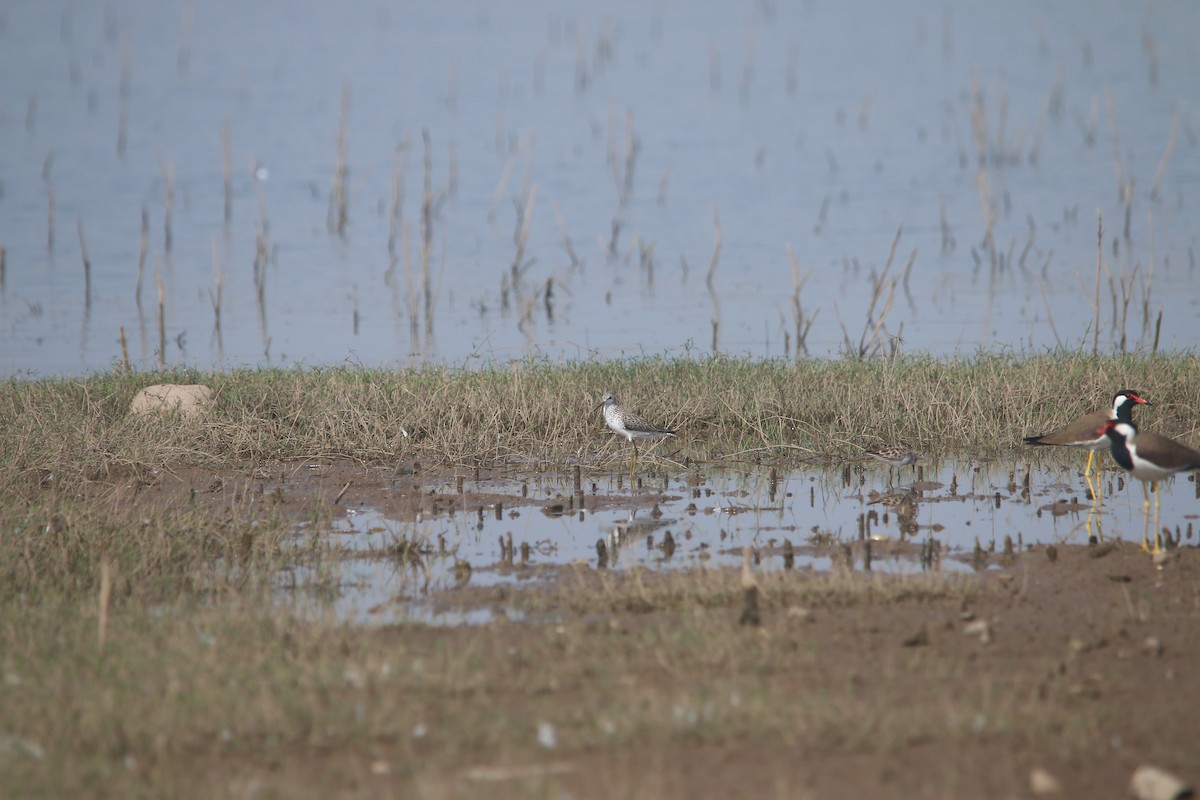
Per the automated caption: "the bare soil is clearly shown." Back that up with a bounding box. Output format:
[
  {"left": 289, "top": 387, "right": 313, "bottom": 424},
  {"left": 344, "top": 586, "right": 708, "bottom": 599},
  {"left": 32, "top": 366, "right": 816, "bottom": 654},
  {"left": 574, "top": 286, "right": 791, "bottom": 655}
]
[{"left": 101, "top": 463, "right": 1200, "bottom": 799}]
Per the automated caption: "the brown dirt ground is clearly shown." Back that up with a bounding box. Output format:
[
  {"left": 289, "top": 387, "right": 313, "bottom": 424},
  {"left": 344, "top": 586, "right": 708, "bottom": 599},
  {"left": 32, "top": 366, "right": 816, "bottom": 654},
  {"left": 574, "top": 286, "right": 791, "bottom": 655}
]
[{"left": 120, "top": 464, "right": 1200, "bottom": 798}]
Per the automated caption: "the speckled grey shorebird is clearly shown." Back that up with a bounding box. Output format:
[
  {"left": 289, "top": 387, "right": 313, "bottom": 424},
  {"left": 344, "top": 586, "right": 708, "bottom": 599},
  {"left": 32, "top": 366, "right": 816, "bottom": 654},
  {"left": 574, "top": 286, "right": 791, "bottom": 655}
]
[
  {"left": 595, "top": 392, "right": 676, "bottom": 479},
  {"left": 1099, "top": 420, "right": 1200, "bottom": 553},
  {"left": 865, "top": 446, "right": 917, "bottom": 468},
  {"left": 1023, "top": 389, "right": 1150, "bottom": 502}
]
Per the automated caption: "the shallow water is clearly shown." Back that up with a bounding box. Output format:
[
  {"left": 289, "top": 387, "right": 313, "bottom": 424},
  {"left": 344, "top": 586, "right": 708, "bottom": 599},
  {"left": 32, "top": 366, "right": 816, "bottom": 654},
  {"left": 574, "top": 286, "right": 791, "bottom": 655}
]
[
  {"left": 1, "top": 0, "right": 1198, "bottom": 376},
  {"left": 277, "top": 457, "right": 1200, "bottom": 624}
]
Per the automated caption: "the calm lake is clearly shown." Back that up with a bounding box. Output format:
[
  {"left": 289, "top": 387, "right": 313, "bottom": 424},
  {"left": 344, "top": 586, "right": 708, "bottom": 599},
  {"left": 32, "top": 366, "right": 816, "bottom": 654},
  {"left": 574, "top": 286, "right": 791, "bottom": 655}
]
[{"left": 1, "top": 0, "right": 1197, "bottom": 376}]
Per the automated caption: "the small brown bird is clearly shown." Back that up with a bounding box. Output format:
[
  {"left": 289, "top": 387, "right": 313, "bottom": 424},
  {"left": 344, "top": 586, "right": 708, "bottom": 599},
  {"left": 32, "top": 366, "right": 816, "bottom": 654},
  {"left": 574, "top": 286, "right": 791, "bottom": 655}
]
[
  {"left": 595, "top": 392, "right": 676, "bottom": 480},
  {"left": 865, "top": 445, "right": 917, "bottom": 467}
]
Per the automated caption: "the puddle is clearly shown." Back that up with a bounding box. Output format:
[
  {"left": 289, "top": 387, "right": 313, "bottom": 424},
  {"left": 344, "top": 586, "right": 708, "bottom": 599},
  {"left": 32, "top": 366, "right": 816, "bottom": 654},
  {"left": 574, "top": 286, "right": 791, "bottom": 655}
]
[{"left": 277, "top": 458, "right": 1200, "bottom": 625}]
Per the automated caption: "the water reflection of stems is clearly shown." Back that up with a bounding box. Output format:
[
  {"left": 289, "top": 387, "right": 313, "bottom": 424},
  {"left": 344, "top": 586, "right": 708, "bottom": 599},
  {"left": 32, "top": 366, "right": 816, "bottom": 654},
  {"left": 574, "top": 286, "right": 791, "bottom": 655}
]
[
  {"left": 551, "top": 201, "right": 580, "bottom": 268},
  {"left": 119, "top": 326, "right": 130, "bottom": 371},
  {"left": 46, "top": 183, "right": 55, "bottom": 252},
  {"left": 135, "top": 209, "right": 148, "bottom": 309},
  {"left": 786, "top": 245, "right": 816, "bottom": 361},
  {"left": 155, "top": 270, "right": 166, "bottom": 368},
  {"left": 402, "top": 221, "right": 419, "bottom": 345},
  {"left": 76, "top": 216, "right": 91, "bottom": 308},
  {"left": 1092, "top": 211, "right": 1102, "bottom": 356},
  {"left": 157, "top": 156, "right": 175, "bottom": 253},
  {"left": 209, "top": 239, "right": 223, "bottom": 346},
  {"left": 328, "top": 85, "right": 351, "bottom": 237},
  {"left": 841, "top": 229, "right": 904, "bottom": 359},
  {"left": 221, "top": 118, "right": 233, "bottom": 226},
  {"left": 511, "top": 184, "right": 538, "bottom": 284},
  {"left": 707, "top": 206, "right": 722, "bottom": 353},
  {"left": 387, "top": 137, "right": 410, "bottom": 260},
  {"left": 421, "top": 129, "right": 435, "bottom": 336}
]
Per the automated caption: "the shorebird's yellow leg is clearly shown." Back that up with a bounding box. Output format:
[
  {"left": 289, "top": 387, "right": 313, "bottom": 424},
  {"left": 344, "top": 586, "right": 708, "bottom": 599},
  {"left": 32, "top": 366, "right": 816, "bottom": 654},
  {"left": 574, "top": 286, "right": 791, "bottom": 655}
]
[
  {"left": 1139, "top": 482, "right": 1152, "bottom": 552},
  {"left": 1085, "top": 450, "right": 1103, "bottom": 503},
  {"left": 1151, "top": 482, "right": 1163, "bottom": 554},
  {"left": 629, "top": 443, "right": 638, "bottom": 485}
]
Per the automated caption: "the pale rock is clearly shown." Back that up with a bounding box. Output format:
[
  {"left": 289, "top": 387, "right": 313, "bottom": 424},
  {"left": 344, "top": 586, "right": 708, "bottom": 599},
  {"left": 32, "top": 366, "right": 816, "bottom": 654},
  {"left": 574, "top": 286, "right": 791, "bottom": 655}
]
[{"left": 129, "top": 384, "right": 214, "bottom": 419}]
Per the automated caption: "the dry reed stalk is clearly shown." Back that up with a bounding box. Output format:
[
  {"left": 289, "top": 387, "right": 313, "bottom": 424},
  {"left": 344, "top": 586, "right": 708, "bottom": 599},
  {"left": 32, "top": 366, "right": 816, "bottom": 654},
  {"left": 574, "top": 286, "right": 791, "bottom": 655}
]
[
  {"left": 969, "top": 75, "right": 987, "bottom": 166},
  {"left": 638, "top": 239, "right": 655, "bottom": 288},
  {"left": 155, "top": 270, "right": 166, "bottom": 367},
  {"left": 708, "top": 206, "right": 723, "bottom": 352},
  {"left": 843, "top": 230, "right": 901, "bottom": 358},
  {"left": 328, "top": 86, "right": 351, "bottom": 236},
  {"left": 97, "top": 557, "right": 112, "bottom": 649},
  {"left": 0, "top": 246, "right": 5, "bottom": 293},
  {"left": 1035, "top": 277, "right": 1063, "bottom": 348},
  {"left": 1143, "top": 209, "right": 1155, "bottom": 337},
  {"left": 1113, "top": 264, "right": 1139, "bottom": 353},
  {"left": 388, "top": 140, "right": 410, "bottom": 259},
  {"left": 421, "top": 130, "right": 434, "bottom": 334},
  {"left": 76, "top": 216, "right": 91, "bottom": 306},
  {"left": 136, "top": 209, "right": 148, "bottom": 307},
  {"left": 1093, "top": 211, "right": 1102, "bottom": 356},
  {"left": 607, "top": 217, "right": 622, "bottom": 260},
  {"left": 46, "top": 184, "right": 55, "bottom": 251},
  {"left": 1150, "top": 110, "right": 1178, "bottom": 202},
  {"left": 119, "top": 326, "right": 130, "bottom": 370},
  {"left": 119, "top": 30, "right": 131, "bottom": 98},
  {"left": 488, "top": 139, "right": 521, "bottom": 222},
  {"left": 1105, "top": 91, "right": 1124, "bottom": 199},
  {"left": 975, "top": 170, "right": 995, "bottom": 256},
  {"left": 116, "top": 105, "right": 128, "bottom": 158},
  {"left": 222, "top": 118, "right": 233, "bottom": 225},
  {"left": 157, "top": 156, "right": 175, "bottom": 252},
  {"left": 657, "top": 167, "right": 670, "bottom": 207},
  {"left": 938, "top": 192, "right": 954, "bottom": 254},
  {"left": 550, "top": 201, "right": 580, "bottom": 268},
  {"left": 621, "top": 111, "right": 638, "bottom": 205},
  {"left": 1018, "top": 218, "right": 1036, "bottom": 273},
  {"left": 403, "top": 220, "right": 419, "bottom": 342},
  {"left": 1143, "top": 29, "right": 1159, "bottom": 87},
  {"left": 786, "top": 245, "right": 815, "bottom": 361},
  {"left": 705, "top": 205, "right": 722, "bottom": 291},
  {"left": 511, "top": 184, "right": 538, "bottom": 283},
  {"left": 209, "top": 239, "right": 223, "bottom": 336},
  {"left": 447, "top": 140, "right": 459, "bottom": 198}
]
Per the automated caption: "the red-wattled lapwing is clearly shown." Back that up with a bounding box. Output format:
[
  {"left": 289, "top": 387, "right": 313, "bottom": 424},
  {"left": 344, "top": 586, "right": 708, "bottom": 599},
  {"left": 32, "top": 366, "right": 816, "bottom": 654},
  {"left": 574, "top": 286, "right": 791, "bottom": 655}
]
[
  {"left": 1099, "top": 420, "right": 1200, "bottom": 553},
  {"left": 595, "top": 392, "right": 677, "bottom": 482},
  {"left": 1024, "top": 389, "right": 1150, "bottom": 502}
]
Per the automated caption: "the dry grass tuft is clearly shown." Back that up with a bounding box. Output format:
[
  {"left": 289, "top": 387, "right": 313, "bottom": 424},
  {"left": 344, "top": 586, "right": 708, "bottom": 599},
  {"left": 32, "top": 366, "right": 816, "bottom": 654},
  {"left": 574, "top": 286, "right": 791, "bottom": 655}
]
[{"left": 3, "top": 354, "right": 1198, "bottom": 494}]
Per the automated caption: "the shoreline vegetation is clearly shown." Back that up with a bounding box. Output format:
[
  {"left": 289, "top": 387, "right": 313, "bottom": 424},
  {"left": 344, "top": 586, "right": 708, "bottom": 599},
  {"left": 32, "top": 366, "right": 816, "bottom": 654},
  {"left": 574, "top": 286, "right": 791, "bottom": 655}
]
[
  {"left": 3, "top": 352, "right": 1199, "bottom": 487},
  {"left": 3, "top": 351, "right": 1200, "bottom": 797}
]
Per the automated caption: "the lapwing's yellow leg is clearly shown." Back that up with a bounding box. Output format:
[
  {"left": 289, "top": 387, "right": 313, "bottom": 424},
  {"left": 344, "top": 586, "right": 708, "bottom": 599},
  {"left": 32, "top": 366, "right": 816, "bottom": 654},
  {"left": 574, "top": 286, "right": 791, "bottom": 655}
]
[
  {"left": 1151, "top": 482, "right": 1163, "bottom": 554},
  {"left": 1139, "top": 482, "right": 1153, "bottom": 552},
  {"left": 1086, "top": 450, "right": 1103, "bottom": 503}
]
